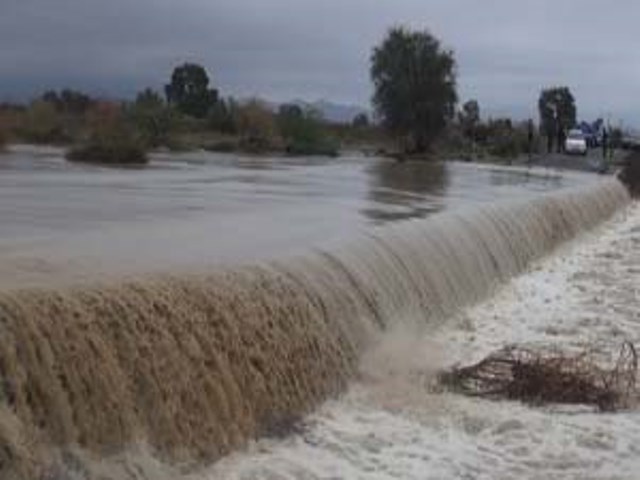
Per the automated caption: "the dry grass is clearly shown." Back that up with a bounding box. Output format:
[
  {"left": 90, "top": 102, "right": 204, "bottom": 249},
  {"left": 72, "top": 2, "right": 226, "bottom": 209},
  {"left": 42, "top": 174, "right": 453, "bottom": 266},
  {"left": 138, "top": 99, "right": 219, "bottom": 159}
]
[{"left": 439, "top": 343, "right": 637, "bottom": 412}]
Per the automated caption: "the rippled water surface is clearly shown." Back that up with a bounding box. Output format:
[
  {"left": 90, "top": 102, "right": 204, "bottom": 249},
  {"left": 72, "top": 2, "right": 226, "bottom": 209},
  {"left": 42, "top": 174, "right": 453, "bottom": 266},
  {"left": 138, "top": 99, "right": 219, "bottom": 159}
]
[{"left": 0, "top": 145, "right": 592, "bottom": 287}]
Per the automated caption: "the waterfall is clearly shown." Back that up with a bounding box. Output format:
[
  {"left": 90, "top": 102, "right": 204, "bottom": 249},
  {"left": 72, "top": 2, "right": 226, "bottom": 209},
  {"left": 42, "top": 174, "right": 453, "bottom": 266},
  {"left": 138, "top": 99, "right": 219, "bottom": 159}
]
[{"left": 0, "top": 178, "right": 629, "bottom": 479}]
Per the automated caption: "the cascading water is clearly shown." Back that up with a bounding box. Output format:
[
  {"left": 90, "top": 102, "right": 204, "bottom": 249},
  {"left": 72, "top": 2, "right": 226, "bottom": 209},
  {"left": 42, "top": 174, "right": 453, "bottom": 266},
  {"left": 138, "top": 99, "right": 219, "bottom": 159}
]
[{"left": 0, "top": 177, "right": 630, "bottom": 479}]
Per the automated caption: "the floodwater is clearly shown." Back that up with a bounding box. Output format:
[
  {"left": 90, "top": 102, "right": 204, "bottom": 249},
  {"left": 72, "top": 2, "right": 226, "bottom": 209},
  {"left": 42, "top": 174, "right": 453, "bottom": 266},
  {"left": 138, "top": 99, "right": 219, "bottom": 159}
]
[
  {"left": 0, "top": 144, "right": 586, "bottom": 288},
  {"left": 202, "top": 202, "right": 640, "bottom": 480},
  {"left": 0, "top": 144, "right": 635, "bottom": 480}
]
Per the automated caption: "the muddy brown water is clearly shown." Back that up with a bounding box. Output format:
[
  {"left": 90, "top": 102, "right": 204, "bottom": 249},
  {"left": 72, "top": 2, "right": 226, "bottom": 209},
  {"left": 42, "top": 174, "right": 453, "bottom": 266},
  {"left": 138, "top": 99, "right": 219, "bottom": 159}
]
[{"left": 0, "top": 145, "right": 627, "bottom": 479}]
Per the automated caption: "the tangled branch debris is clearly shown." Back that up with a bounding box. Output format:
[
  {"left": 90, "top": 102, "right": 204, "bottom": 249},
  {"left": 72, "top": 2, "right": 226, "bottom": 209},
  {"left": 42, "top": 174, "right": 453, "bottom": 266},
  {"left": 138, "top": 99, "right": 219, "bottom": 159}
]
[{"left": 439, "top": 342, "right": 638, "bottom": 411}]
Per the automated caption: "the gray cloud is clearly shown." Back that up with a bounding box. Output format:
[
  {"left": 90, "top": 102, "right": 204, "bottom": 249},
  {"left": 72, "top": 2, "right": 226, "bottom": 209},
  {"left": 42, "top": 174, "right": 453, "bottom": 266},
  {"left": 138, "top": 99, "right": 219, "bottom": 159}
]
[{"left": 1, "top": 0, "right": 638, "bottom": 124}]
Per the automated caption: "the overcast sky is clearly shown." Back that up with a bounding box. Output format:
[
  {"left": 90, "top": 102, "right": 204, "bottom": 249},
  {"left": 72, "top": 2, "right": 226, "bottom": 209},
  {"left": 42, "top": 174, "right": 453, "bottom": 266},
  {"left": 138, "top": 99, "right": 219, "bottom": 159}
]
[{"left": 1, "top": 0, "right": 639, "bottom": 125}]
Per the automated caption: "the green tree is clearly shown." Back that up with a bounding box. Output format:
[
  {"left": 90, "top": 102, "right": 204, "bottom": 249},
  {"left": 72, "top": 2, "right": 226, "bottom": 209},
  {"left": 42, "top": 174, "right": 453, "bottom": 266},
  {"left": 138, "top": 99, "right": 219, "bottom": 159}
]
[
  {"left": 371, "top": 27, "right": 457, "bottom": 152},
  {"left": 538, "top": 87, "right": 576, "bottom": 136},
  {"left": 165, "top": 63, "right": 218, "bottom": 119}
]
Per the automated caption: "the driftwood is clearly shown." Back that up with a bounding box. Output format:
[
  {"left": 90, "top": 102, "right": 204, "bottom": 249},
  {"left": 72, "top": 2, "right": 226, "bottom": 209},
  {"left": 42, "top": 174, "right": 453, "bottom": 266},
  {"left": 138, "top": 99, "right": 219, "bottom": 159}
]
[{"left": 439, "top": 342, "right": 638, "bottom": 412}]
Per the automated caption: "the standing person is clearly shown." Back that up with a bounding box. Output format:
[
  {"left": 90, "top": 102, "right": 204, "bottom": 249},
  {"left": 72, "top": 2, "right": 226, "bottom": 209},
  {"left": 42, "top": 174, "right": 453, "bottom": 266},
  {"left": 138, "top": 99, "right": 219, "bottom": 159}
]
[
  {"left": 602, "top": 127, "right": 609, "bottom": 159},
  {"left": 546, "top": 116, "right": 555, "bottom": 154},
  {"left": 557, "top": 122, "right": 566, "bottom": 154},
  {"left": 527, "top": 119, "right": 535, "bottom": 163},
  {"left": 546, "top": 130, "right": 554, "bottom": 154}
]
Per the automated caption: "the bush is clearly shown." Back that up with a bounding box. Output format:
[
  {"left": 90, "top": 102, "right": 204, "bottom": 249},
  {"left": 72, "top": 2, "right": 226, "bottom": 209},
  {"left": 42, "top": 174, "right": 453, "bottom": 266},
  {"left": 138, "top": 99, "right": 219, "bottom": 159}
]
[
  {"left": 203, "top": 139, "right": 238, "bottom": 153},
  {"left": 19, "top": 100, "right": 69, "bottom": 144},
  {"left": 238, "top": 136, "right": 275, "bottom": 154},
  {"left": 232, "top": 99, "right": 279, "bottom": 152},
  {"left": 278, "top": 105, "right": 339, "bottom": 157},
  {"left": 128, "top": 88, "right": 175, "bottom": 148},
  {"left": 488, "top": 134, "right": 521, "bottom": 158},
  {"left": 67, "top": 102, "right": 148, "bottom": 165},
  {"left": 433, "top": 125, "right": 469, "bottom": 158},
  {"left": 208, "top": 99, "right": 237, "bottom": 134},
  {"left": 285, "top": 136, "right": 339, "bottom": 157},
  {"left": 67, "top": 142, "right": 147, "bottom": 165},
  {"left": 485, "top": 118, "right": 528, "bottom": 159}
]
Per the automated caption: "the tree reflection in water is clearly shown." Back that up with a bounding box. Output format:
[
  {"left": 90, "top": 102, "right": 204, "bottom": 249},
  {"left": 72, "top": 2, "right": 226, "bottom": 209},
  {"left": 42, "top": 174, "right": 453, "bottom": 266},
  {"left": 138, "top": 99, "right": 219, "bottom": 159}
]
[{"left": 362, "top": 159, "right": 449, "bottom": 224}]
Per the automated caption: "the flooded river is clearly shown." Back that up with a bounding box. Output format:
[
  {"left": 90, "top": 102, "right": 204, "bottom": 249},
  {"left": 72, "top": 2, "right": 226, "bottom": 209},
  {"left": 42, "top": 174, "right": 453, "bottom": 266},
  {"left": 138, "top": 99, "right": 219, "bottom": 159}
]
[
  {"left": 0, "top": 145, "right": 582, "bottom": 288},
  {"left": 0, "top": 144, "right": 633, "bottom": 480}
]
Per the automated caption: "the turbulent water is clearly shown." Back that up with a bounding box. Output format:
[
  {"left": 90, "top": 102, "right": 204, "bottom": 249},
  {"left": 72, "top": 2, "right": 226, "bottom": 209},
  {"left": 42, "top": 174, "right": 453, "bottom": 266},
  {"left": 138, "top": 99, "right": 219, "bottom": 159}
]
[
  {"left": 207, "top": 200, "right": 640, "bottom": 480},
  {"left": 0, "top": 147, "right": 629, "bottom": 480}
]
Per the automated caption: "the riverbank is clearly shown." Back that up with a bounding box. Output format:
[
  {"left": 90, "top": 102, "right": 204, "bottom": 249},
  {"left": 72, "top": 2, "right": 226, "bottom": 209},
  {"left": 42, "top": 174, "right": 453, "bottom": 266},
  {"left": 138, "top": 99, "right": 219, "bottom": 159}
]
[{"left": 619, "top": 150, "right": 640, "bottom": 197}]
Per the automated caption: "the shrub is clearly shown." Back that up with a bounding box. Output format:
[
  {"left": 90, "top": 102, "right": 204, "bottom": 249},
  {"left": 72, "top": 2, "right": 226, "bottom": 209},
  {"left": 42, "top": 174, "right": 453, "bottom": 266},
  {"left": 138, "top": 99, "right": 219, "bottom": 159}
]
[
  {"left": 433, "top": 125, "right": 469, "bottom": 158},
  {"left": 485, "top": 118, "right": 528, "bottom": 159},
  {"left": 19, "top": 100, "right": 68, "bottom": 144},
  {"left": 203, "top": 140, "right": 238, "bottom": 153},
  {"left": 128, "top": 88, "right": 175, "bottom": 148},
  {"left": 285, "top": 136, "right": 339, "bottom": 157},
  {"left": 232, "top": 99, "right": 278, "bottom": 152},
  {"left": 66, "top": 142, "right": 147, "bottom": 165},
  {"left": 67, "top": 102, "right": 148, "bottom": 165},
  {"left": 278, "top": 105, "right": 339, "bottom": 157},
  {"left": 208, "top": 98, "right": 237, "bottom": 134}
]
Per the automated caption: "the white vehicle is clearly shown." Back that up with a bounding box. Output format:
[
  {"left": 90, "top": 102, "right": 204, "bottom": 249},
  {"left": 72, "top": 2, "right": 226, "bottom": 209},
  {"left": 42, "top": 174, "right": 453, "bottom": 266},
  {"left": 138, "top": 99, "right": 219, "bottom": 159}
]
[{"left": 565, "top": 129, "right": 588, "bottom": 155}]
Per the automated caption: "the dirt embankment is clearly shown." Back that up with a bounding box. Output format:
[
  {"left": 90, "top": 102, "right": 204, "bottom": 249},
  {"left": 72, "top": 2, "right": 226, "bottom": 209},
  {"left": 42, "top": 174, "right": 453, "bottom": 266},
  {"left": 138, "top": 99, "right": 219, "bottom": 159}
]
[{"left": 619, "top": 151, "right": 640, "bottom": 198}]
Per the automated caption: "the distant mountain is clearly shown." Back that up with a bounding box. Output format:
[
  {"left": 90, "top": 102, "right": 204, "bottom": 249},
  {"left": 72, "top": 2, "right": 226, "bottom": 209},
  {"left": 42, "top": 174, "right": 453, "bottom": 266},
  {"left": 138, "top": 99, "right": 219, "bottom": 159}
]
[{"left": 290, "top": 99, "right": 370, "bottom": 124}]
